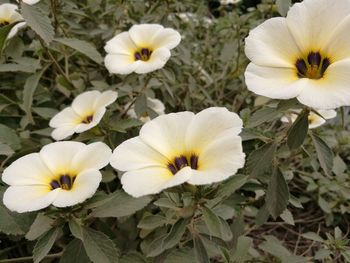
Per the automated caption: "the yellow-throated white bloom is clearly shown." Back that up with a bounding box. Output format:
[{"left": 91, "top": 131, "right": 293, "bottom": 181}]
[
  {"left": 16, "top": 0, "right": 40, "bottom": 5},
  {"left": 245, "top": 0, "right": 350, "bottom": 110},
  {"left": 49, "top": 90, "right": 118, "bottom": 141},
  {"left": 110, "top": 107, "right": 245, "bottom": 197},
  {"left": 281, "top": 109, "right": 336, "bottom": 129},
  {"left": 104, "top": 24, "right": 181, "bottom": 75},
  {"left": 2, "top": 141, "right": 111, "bottom": 213},
  {"left": 0, "top": 4, "right": 26, "bottom": 39},
  {"left": 126, "top": 97, "right": 165, "bottom": 123}
]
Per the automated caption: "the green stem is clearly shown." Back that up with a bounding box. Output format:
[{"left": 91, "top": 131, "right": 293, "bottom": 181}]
[{"left": 0, "top": 252, "right": 63, "bottom": 263}]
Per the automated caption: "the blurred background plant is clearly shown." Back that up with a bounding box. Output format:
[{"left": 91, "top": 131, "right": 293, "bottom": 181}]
[{"left": 0, "top": 0, "right": 349, "bottom": 262}]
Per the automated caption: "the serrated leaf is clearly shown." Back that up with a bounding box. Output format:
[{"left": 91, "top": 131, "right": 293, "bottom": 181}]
[
  {"left": 265, "top": 167, "right": 289, "bottom": 219},
  {"left": 211, "top": 174, "right": 247, "bottom": 205},
  {"left": 259, "top": 235, "right": 291, "bottom": 258},
  {"left": 33, "top": 227, "right": 60, "bottom": 263},
  {"left": 21, "top": 3, "right": 54, "bottom": 44},
  {"left": 246, "top": 142, "right": 276, "bottom": 178},
  {"left": 311, "top": 133, "right": 334, "bottom": 176},
  {"left": 276, "top": 0, "right": 291, "bottom": 16},
  {"left": 246, "top": 107, "right": 282, "bottom": 128},
  {"left": 137, "top": 214, "right": 167, "bottom": 230},
  {"left": 164, "top": 248, "right": 195, "bottom": 263},
  {"left": 231, "top": 236, "right": 252, "bottom": 262},
  {"left": 287, "top": 109, "right": 309, "bottom": 150},
  {"left": 54, "top": 38, "right": 103, "bottom": 64},
  {"left": 21, "top": 69, "right": 46, "bottom": 125},
  {"left": 91, "top": 190, "right": 151, "bottom": 218},
  {"left": 193, "top": 234, "right": 210, "bottom": 263},
  {"left": 280, "top": 209, "right": 294, "bottom": 225},
  {"left": 81, "top": 227, "right": 120, "bottom": 263},
  {"left": 202, "top": 205, "right": 232, "bottom": 241},
  {"left": 134, "top": 94, "right": 148, "bottom": 117},
  {"left": 59, "top": 239, "right": 90, "bottom": 263},
  {"left": 69, "top": 217, "right": 83, "bottom": 240},
  {"left": 0, "top": 21, "right": 21, "bottom": 56},
  {"left": 0, "top": 124, "right": 20, "bottom": 150},
  {"left": 0, "top": 143, "right": 14, "bottom": 156},
  {"left": 302, "top": 232, "right": 324, "bottom": 242},
  {"left": 26, "top": 213, "right": 54, "bottom": 241}
]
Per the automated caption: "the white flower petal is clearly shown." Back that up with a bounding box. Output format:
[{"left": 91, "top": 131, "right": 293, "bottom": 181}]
[
  {"left": 297, "top": 59, "right": 350, "bottom": 109},
  {"left": 139, "top": 111, "right": 194, "bottom": 157},
  {"left": 2, "top": 153, "right": 53, "bottom": 186},
  {"left": 7, "top": 22, "right": 25, "bottom": 39},
  {"left": 71, "top": 142, "right": 111, "bottom": 172},
  {"left": 104, "top": 31, "right": 137, "bottom": 55},
  {"left": 152, "top": 28, "right": 181, "bottom": 50},
  {"left": 148, "top": 98, "right": 165, "bottom": 115},
  {"left": 51, "top": 125, "right": 76, "bottom": 141},
  {"left": 188, "top": 135, "right": 245, "bottom": 185},
  {"left": 245, "top": 17, "right": 300, "bottom": 67},
  {"left": 93, "top": 90, "right": 118, "bottom": 109},
  {"left": 185, "top": 107, "right": 242, "bottom": 153},
  {"left": 129, "top": 24, "right": 164, "bottom": 48},
  {"left": 3, "top": 186, "right": 59, "bottom": 213},
  {"left": 110, "top": 137, "right": 168, "bottom": 171},
  {"left": 52, "top": 170, "right": 101, "bottom": 207},
  {"left": 104, "top": 54, "right": 136, "bottom": 75},
  {"left": 245, "top": 63, "right": 305, "bottom": 100},
  {"left": 134, "top": 48, "right": 171, "bottom": 74},
  {"left": 121, "top": 166, "right": 191, "bottom": 198},
  {"left": 74, "top": 107, "right": 106, "bottom": 133},
  {"left": 49, "top": 107, "right": 80, "bottom": 128},
  {"left": 317, "top": 109, "right": 337, "bottom": 120},
  {"left": 0, "top": 4, "right": 18, "bottom": 20},
  {"left": 71, "top": 90, "right": 100, "bottom": 116},
  {"left": 40, "top": 141, "right": 85, "bottom": 175},
  {"left": 286, "top": 0, "right": 350, "bottom": 52}
]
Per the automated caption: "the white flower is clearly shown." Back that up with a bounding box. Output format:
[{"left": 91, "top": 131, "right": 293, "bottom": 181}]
[
  {"left": 110, "top": 107, "right": 245, "bottom": 198},
  {"left": 49, "top": 90, "right": 118, "bottom": 141},
  {"left": 220, "top": 0, "right": 241, "bottom": 5},
  {"left": 104, "top": 24, "right": 181, "bottom": 75},
  {"left": 2, "top": 141, "right": 111, "bottom": 213},
  {"left": 126, "top": 97, "right": 165, "bottom": 122},
  {"left": 0, "top": 4, "right": 26, "bottom": 39},
  {"left": 245, "top": 0, "right": 350, "bottom": 110},
  {"left": 17, "top": 0, "right": 40, "bottom": 5},
  {"left": 281, "top": 109, "right": 337, "bottom": 129}
]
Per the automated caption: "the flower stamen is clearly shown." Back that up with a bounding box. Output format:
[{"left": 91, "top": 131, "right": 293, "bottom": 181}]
[
  {"left": 295, "top": 51, "right": 330, "bottom": 80},
  {"left": 134, "top": 48, "right": 152, "bottom": 61},
  {"left": 167, "top": 154, "right": 199, "bottom": 175},
  {"left": 82, "top": 115, "right": 93, "bottom": 124},
  {"left": 50, "top": 174, "right": 76, "bottom": 190},
  {"left": 0, "top": 20, "right": 9, "bottom": 27}
]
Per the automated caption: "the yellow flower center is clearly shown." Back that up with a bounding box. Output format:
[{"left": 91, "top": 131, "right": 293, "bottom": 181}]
[
  {"left": 81, "top": 114, "right": 93, "bottom": 124},
  {"left": 134, "top": 48, "right": 152, "bottom": 61},
  {"left": 295, "top": 51, "right": 331, "bottom": 80},
  {"left": 50, "top": 174, "right": 76, "bottom": 190},
  {"left": 0, "top": 20, "right": 10, "bottom": 27},
  {"left": 167, "top": 154, "right": 199, "bottom": 175}
]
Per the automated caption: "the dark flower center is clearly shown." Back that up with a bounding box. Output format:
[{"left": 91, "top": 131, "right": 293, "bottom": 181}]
[
  {"left": 0, "top": 21, "right": 10, "bottom": 28},
  {"left": 295, "top": 51, "right": 331, "bottom": 80},
  {"left": 82, "top": 115, "right": 93, "bottom": 124},
  {"left": 50, "top": 175, "right": 76, "bottom": 190},
  {"left": 134, "top": 48, "right": 152, "bottom": 61},
  {"left": 167, "top": 154, "right": 199, "bottom": 175}
]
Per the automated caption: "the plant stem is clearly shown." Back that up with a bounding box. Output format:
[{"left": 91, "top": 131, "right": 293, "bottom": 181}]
[{"left": 0, "top": 252, "right": 63, "bottom": 263}]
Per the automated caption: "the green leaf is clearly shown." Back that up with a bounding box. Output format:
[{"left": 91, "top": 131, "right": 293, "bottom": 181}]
[
  {"left": 54, "top": 38, "right": 103, "bottom": 64},
  {"left": 20, "top": 69, "right": 46, "bottom": 125},
  {"left": 276, "top": 0, "right": 291, "bottom": 16},
  {"left": 231, "top": 236, "right": 252, "bottom": 262},
  {"left": 246, "top": 142, "right": 277, "bottom": 178},
  {"left": 211, "top": 174, "right": 247, "bottom": 205},
  {"left": 0, "top": 143, "right": 14, "bottom": 156},
  {"left": 302, "top": 232, "right": 324, "bottom": 242},
  {"left": 0, "top": 124, "right": 21, "bottom": 150},
  {"left": 0, "top": 22, "right": 21, "bottom": 56},
  {"left": 81, "top": 227, "right": 120, "bottom": 263},
  {"left": 92, "top": 190, "right": 151, "bottom": 218},
  {"left": 0, "top": 58, "right": 40, "bottom": 73},
  {"left": 246, "top": 107, "right": 282, "bottom": 128},
  {"left": 259, "top": 235, "right": 291, "bottom": 258},
  {"left": 265, "top": 167, "right": 289, "bottom": 219},
  {"left": 311, "top": 133, "right": 334, "bottom": 176},
  {"left": 134, "top": 94, "right": 148, "bottom": 117},
  {"left": 193, "top": 234, "right": 210, "bottom": 263},
  {"left": 59, "top": 239, "right": 90, "bottom": 263},
  {"left": 137, "top": 214, "right": 167, "bottom": 230},
  {"left": 280, "top": 209, "right": 294, "bottom": 225},
  {"left": 26, "top": 213, "right": 54, "bottom": 241},
  {"left": 33, "top": 227, "right": 60, "bottom": 263},
  {"left": 287, "top": 109, "right": 309, "bottom": 150},
  {"left": 69, "top": 217, "right": 84, "bottom": 240},
  {"left": 314, "top": 249, "right": 331, "bottom": 260},
  {"left": 21, "top": 3, "right": 54, "bottom": 44},
  {"left": 164, "top": 248, "right": 195, "bottom": 263},
  {"left": 255, "top": 204, "right": 270, "bottom": 226},
  {"left": 202, "top": 205, "right": 232, "bottom": 241}
]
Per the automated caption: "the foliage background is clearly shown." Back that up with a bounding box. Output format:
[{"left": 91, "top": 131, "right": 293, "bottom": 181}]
[{"left": 0, "top": 0, "right": 349, "bottom": 262}]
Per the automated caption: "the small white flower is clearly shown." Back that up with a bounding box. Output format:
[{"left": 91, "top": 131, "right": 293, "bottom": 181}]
[
  {"left": 126, "top": 97, "right": 165, "bottom": 122},
  {"left": 245, "top": 0, "right": 350, "bottom": 109},
  {"left": 49, "top": 90, "right": 118, "bottom": 141},
  {"left": 104, "top": 24, "right": 181, "bottom": 75},
  {"left": 2, "top": 141, "right": 111, "bottom": 213},
  {"left": 110, "top": 107, "right": 245, "bottom": 198},
  {"left": 281, "top": 109, "right": 337, "bottom": 129},
  {"left": 0, "top": 4, "right": 26, "bottom": 39},
  {"left": 220, "top": 0, "right": 241, "bottom": 5},
  {"left": 16, "top": 0, "right": 40, "bottom": 5}
]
